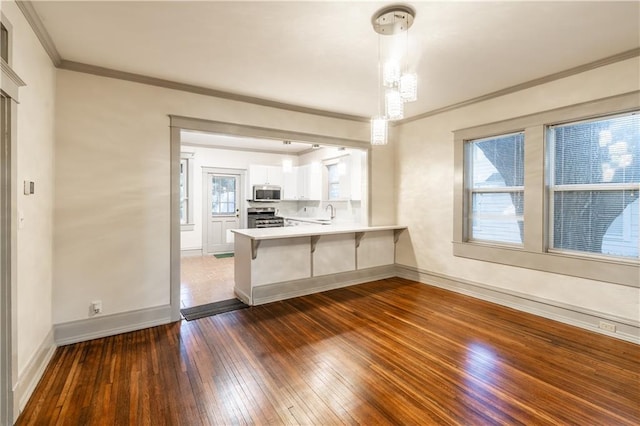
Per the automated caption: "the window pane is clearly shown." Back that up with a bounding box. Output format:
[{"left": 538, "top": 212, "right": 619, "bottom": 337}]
[
  {"left": 553, "top": 190, "right": 639, "bottom": 258},
  {"left": 468, "top": 132, "right": 525, "bottom": 245},
  {"left": 471, "top": 192, "right": 524, "bottom": 244},
  {"left": 179, "top": 160, "right": 187, "bottom": 224},
  {"left": 211, "top": 176, "right": 236, "bottom": 215},
  {"left": 551, "top": 113, "right": 639, "bottom": 185},
  {"left": 471, "top": 133, "right": 524, "bottom": 188},
  {"left": 550, "top": 112, "right": 639, "bottom": 259},
  {"left": 1, "top": 24, "right": 8, "bottom": 63},
  {"left": 328, "top": 183, "right": 340, "bottom": 200}
]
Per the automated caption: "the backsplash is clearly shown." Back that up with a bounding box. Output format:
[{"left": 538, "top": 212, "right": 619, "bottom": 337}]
[{"left": 245, "top": 200, "right": 362, "bottom": 224}]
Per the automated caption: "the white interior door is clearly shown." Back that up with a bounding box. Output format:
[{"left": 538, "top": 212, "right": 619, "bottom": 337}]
[{"left": 205, "top": 172, "right": 241, "bottom": 254}]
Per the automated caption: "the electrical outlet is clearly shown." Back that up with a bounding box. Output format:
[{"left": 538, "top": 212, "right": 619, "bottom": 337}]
[
  {"left": 91, "top": 300, "right": 102, "bottom": 315},
  {"left": 599, "top": 321, "right": 616, "bottom": 333}
]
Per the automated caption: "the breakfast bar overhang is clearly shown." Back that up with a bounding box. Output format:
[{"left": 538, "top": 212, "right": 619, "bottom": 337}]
[{"left": 231, "top": 225, "right": 407, "bottom": 305}]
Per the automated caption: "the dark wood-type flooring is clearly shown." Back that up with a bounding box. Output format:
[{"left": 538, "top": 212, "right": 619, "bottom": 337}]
[{"left": 17, "top": 278, "right": 640, "bottom": 425}]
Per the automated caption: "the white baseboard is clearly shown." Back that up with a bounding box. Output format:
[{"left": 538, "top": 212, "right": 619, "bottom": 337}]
[
  {"left": 14, "top": 328, "right": 56, "bottom": 418},
  {"left": 54, "top": 304, "right": 174, "bottom": 346},
  {"left": 234, "top": 287, "right": 251, "bottom": 306},
  {"left": 252, "top": 265, "right": 396, "bottom": 305},
  {"left": 181, "top": 249, "right": 203, "bottom": 258},
  {"left": 395, "top": 264, "right": 640, "bottom": 344}
]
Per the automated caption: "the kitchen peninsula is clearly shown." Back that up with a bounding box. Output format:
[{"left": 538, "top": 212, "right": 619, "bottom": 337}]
[{"left": 231, "top": 225, "right": 406, "bottom": 305}]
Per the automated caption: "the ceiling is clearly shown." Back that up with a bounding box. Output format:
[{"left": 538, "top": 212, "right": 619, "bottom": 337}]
[
  {"left": 30, "top": 1, "right": 639, "bottom": 121},
  {"left": 181, "top": 130, "right": 317, "bottom": 154}
]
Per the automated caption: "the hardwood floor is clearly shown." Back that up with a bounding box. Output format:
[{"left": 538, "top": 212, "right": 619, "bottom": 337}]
[
  {"left": 17, "top": 278, "right": 640, "bottom": 425},
  {"left": 181, "top": 255, "right": 235, "bottom": 308}
]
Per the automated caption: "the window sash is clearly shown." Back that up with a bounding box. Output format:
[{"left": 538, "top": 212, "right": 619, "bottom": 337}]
[
  {"left": 465, "top": 132, "right": 525, "bottom": 246},
  {"left": 547, "top": 111, "right": 639, "bottom": 260}
]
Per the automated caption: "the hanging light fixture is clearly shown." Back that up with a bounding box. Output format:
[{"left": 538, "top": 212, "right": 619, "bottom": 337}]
[{"left": 370, "top": 5, "right": 417, "bottom": 145}]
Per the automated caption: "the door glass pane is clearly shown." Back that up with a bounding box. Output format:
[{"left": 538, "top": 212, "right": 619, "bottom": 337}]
[{"left": 211, "top": 176, "right": 236, "bottom": 216}]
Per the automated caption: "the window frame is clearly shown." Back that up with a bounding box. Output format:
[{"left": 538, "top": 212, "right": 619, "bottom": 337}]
[
  {"left": 180, "top": 152, "right": 195, "bottom": 231},
  {"left": 0, "top": 13, "right": 11, "bottom": 66},
  {"left": 453, "top": 91, "right": 639, "bottom": 287},
  {"left": 546, "top": 112, "right": 639, "bottom": 259},
  {"left": 466, "top": 131, "right": 525, "bottom": 246}
]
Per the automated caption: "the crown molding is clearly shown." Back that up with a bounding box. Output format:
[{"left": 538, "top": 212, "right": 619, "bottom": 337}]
[
  {"left": 15, "top": 1, "right": 61, "bottom": 66},
  {"left": 58, "top": 60, "right": 370, "bottom": 123},
  {"left": 398, "top": 47, "right": 640, "bottom": 125}
]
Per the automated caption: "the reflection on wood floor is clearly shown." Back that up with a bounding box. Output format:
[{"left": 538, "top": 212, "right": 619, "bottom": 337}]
[
  {"left": 17, "top": 278, "right": 640, "bottom": 425},
  {"left": 180, "top": 255, "right": 235, "bottom": 308}
]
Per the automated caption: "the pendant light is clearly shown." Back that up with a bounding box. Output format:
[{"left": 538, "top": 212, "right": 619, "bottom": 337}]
[{"left": 370, "top": 5, "right": 417, "bottom": 145}]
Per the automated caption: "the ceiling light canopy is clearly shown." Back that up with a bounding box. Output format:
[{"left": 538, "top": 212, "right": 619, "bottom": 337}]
[{"left": 371, "top": 4, "right": 417, "bottom": 145}]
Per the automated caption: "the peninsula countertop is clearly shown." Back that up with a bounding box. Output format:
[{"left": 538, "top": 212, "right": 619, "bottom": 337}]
[{"left": 231, "top": 224, "right": 407, "bottom": 241}]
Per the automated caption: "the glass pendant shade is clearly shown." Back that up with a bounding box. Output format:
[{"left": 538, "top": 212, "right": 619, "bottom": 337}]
[
  {"left": 383, "top": 61, "right": 400, "bottom": 87},
  {"left": 371, "top": 117, "right": 388, "bottom": 145},
  {"left": 385, "top": 89, "right": 404, "bottom": 120},
  {"left": 399, "top": 73, "right": 418, "bottom": 102}
]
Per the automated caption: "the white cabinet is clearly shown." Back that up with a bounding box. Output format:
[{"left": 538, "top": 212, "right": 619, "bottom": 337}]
[
  {"left": 297, "top": 163, "right": 322, "bottom": 200},
  {"left": 282, "top": 169, "right": 297, "bottom": 200},
  {"left": 249, "top": 165, "right": 283, "bottom": 187}
]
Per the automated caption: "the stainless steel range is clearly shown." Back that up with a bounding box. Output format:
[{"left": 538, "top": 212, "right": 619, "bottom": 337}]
[{"left": 247, "top": 207, "right": 284, "bottom": 228}]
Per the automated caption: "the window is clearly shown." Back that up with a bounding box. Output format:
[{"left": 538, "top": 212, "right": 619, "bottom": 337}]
[
  {"left": 468, "top": 132, "right": 524, "bottom": 245},
  {"left": 548, "top": 113, "right": 639, "bottom": 259},
  {"left": 453, "top": 92, "right": 638, "bottom": 287},
  {"left": 180, "top": 152, "right": 194, "bottom": 230},
  {"left": 211, "top": 175, "right": 236, "bottom": 215},
  {"left": 0, "top": 23, "right": 8, "bottom": 63},
  {"left": 325, "top": 157, "right": 349, "bottom": 200},
  {"left": 327, "top": 163, "right": 340, "bottom": 200}
]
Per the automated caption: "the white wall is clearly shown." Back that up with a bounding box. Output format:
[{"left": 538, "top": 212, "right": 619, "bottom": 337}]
[
  {"left": 395, "top": 57, "right": 640, "bottom": 322},
  {"left": 3, "top": 0, "right": 56, "bottom": 410},
  {"left": 181, "top": 145, "right": 299, "bottom": 250},
  {"left": 54, "top": 69, "right": 385, "bottom": 324}
]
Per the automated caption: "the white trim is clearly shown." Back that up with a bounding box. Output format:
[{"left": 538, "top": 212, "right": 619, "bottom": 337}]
[
  {"left": 54, "top": 305, "right": 173, "bottom": 346},
  {"left": 13, "top": 329, "right": 55, "bottom": 414},
  {"left": 395, "top": 264, "right": 640, "bottom": 344},
  {"left": 180, "top": 249, "right": 203, "bottom": 258},
  {"left": 251, "top": 265, "right": 396, "bottom": 305}
]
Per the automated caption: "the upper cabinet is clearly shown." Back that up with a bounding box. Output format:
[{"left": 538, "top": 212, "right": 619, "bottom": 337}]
[
  {"left": 249, "top": 165, "right": 283, "bottom": 187},
  {"left": 297, "top": 163, "right": 322, "bottom": 200},
  {"left": 248, "top": 150, "right": 364, "bottom": 202},
  {"left": 282, "top": 167, "right": 297, "bottom": 200}
]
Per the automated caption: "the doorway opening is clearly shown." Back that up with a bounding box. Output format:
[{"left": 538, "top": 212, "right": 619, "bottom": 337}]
[
  {"left": 180, "top": 166, "right": 245, "bottom": 310},
  {"left": 170, "top": 116, "right": 371, "bottom": 320}
]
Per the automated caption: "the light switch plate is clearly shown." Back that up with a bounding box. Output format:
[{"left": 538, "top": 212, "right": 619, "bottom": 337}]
[{"left": 23, "top": 181, "right": 34, "bottom": 195}]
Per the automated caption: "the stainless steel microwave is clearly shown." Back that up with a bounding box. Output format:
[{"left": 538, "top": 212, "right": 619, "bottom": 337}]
[{"left": 252, "top": 185, "right": 281, "bottom": 202}]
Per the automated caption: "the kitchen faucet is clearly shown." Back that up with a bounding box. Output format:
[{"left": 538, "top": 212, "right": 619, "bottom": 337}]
[{"left": 326, "top": 204, "right": 336, "bottom": 219}]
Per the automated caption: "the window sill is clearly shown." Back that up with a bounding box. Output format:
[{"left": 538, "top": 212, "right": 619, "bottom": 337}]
[
  {"left": 181, "top": 224, "right": 195, "bottom": 232},
  {"left": 452, "top": 241, "right": 639, "bottom": 288}
]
